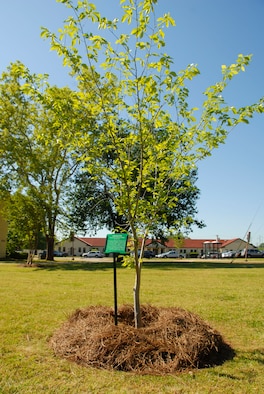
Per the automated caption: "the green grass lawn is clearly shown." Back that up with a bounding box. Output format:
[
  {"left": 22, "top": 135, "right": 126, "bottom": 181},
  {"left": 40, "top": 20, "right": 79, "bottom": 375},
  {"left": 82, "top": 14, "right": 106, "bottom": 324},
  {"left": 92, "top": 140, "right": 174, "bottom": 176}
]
[{"left": 0, "top": 259, "right": 263, "bottom": 393}]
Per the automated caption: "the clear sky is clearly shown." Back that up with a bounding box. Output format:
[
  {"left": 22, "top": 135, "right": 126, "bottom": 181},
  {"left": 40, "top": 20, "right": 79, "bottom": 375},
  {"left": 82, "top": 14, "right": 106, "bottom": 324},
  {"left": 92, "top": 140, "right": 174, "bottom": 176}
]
[{"left": 1, "top": 0, "right": 263, "bottom": 245}]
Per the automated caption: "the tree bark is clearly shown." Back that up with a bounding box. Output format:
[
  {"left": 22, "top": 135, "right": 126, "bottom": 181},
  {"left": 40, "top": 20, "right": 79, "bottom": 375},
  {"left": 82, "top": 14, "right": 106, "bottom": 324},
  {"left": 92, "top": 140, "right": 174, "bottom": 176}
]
[
  {"left": 46, "top": 235, "right": 55, "bottom": 261},
  {"left": 133, "top": 233, "right": 147, "bottom": 328},
  {"left": 27, "top": 250, "right": 34, "bottom": 266},
  {"left": 133, "top": 257, "right": 142, "bottom": 328}
]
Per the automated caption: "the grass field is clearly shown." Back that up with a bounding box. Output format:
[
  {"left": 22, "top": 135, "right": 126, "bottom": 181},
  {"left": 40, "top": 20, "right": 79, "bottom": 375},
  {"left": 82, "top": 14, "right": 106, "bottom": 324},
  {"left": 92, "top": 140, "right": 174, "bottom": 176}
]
[{"left": 0, "top": 259, "right": 263, "bottom": 393}]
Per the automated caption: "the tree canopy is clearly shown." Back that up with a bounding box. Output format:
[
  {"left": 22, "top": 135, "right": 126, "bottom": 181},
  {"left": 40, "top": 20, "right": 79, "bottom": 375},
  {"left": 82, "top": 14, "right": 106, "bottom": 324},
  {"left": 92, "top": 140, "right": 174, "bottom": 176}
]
[
  {"left": 68, "top": 166, "right": 204, "bottom": 239},
  {"left": 41, "top": 0, "right": 264, "bottom": 327},
  {"left": 0, "top": 62, "right": 93, "bottom": 259}
]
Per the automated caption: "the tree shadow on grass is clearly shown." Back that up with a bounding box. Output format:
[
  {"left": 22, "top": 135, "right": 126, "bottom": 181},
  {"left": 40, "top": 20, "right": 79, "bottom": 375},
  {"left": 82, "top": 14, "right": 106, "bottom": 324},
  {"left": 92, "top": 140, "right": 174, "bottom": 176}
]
[
  {"left": 25, "top": 259, "right": 264, "bottom": 271},
  {"left": 143, "top": 260, "right": 264, "bottom": 270},
  {"left": 210, "top": 348, "right": 264, "bottom": 381},
  {"left": 237, "top": 348, "right": 264, "bottom": 365},
  {"left": 33, "top": 261, "right": 114, "bottom": 271}
]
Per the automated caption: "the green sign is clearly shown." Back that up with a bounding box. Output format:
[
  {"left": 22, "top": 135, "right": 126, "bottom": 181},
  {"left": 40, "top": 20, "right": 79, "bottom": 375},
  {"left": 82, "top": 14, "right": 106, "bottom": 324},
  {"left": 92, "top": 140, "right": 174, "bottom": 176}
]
[{"left": 105, "top": 233, "right": 128, "bottom": 254}]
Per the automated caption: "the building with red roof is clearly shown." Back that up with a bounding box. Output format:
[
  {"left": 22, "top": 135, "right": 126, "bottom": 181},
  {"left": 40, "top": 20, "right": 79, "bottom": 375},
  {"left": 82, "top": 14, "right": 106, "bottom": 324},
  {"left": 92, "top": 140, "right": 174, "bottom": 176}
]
[{"left": 56, "top": 235, "right": 254, "bottom": 258}]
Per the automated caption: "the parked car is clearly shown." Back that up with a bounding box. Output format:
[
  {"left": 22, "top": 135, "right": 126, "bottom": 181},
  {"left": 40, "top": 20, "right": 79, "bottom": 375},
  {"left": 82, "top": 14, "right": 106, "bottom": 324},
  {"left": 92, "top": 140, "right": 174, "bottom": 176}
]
[
  {"left": 144, "top": 250, "right": 155, "bottom": 258},
  {"left": 201, "top": 252, "right": 221, "bottom": 259},
  {"left": 39, "top": 250, "right": 46, "bottom": 259},
  {"left": 137, "top": 250, "right": 155, "bottom": 258},
  {"left": 82, "top": 251, "right": 104, "bottom": 258},
  {"left": 54, "top": 250, "right": 63, "bottom": 257},
  {"left": 39, "top": 250, "right": 67, "bottom": 259},
  {"left": 240, "top": 249, "right": 264, "bottom": 258},
  {"left": 221, "top": 250, "right": 236, "bottom": 258},
  {"left": 155, "top": 250, "right": 180, "bottom": 258}
]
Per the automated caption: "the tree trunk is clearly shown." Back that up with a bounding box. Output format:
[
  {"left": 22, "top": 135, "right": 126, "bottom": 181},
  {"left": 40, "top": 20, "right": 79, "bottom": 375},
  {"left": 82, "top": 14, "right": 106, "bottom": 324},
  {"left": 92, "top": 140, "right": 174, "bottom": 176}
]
[
  {"left": 133, "top": 257, "right": 142, "bottom": 328},
  {"left": 46, "top": 235, "right": 54, "bottom": 261},
  {"left": 27, "top": 250, "right": 34, "bottom": 266},
  {"left": 132, "top": 232, "right": 148, "bottom": 328}
]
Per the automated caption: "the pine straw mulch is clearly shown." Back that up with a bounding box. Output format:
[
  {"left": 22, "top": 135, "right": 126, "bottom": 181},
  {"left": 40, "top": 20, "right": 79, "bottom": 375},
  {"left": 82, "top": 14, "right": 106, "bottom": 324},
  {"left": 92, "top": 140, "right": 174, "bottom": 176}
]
[{"left": 49, "top": 304, "right": 235, "bottom": 375}]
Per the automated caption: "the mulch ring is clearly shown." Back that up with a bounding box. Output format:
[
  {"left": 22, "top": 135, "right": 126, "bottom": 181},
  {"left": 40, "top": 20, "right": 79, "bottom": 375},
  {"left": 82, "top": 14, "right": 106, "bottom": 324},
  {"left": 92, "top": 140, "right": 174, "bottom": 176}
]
[{"left": 49, "top": 304, "right": 235, "bottom": 375}]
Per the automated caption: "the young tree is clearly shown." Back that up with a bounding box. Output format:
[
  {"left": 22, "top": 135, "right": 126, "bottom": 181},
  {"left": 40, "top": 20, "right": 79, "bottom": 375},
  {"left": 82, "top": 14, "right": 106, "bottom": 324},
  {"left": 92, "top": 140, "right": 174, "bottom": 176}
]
[
  {"left": 0, "top": 62, "right": 93, "bottom": 260},
  {"left": 42, "top": 0, "right": 263, "bottom": 327}
]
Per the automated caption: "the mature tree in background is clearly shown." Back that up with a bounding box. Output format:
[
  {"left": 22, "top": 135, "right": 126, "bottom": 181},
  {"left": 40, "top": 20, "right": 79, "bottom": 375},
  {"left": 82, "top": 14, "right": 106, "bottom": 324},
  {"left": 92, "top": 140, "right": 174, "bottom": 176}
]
[
  {"left": 67, "top": 169, "right": 126, "bottom": 235},
  {"left": 4, "top": 192, "right": 46, "bottom": 263},
  {"left": 258, "top": 243, "right": 264, "bottom": 250},
  {"left": 0, "top": 62, "right": 93, "bottom": 260},
  {"left": 68, "top": 167, "right": 204, "bottom": 239},
  {"left": 43, "top": 0, "right": 263, "bottom": 327},
  {"left": 143, "top": 168, "right": 205, "bottom": 241}
]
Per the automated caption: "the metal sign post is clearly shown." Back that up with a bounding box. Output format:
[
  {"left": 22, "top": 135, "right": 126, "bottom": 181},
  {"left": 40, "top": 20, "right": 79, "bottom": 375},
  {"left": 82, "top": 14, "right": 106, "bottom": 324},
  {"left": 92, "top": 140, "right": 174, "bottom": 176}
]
[
  {"left": 113, "top": 253, "right": 118, "bottom": 325},
  {"left": 104, "top": 233, "right": 128, "bottom": 326}
]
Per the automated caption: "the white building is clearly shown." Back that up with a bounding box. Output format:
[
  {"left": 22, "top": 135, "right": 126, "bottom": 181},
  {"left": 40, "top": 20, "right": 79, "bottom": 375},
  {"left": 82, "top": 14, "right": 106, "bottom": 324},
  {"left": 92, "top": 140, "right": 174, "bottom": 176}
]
[{"left": 56, "top": 236, "right": 107, "bottom": 257}]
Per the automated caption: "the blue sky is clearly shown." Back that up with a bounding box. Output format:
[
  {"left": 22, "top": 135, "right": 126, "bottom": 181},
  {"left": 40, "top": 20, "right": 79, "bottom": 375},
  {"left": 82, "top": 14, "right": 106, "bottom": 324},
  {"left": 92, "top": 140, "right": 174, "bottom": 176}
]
[{"left": 1, "top": 0, "right": 263, "bottom": 245}]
